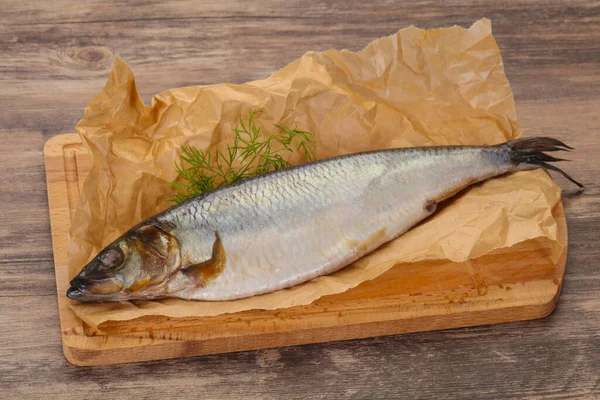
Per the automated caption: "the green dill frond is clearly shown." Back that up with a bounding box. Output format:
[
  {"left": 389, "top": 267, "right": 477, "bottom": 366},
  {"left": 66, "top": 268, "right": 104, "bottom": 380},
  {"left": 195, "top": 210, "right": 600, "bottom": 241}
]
[{"left": 167, "top": 110, "right": 317, "bottom": 204}]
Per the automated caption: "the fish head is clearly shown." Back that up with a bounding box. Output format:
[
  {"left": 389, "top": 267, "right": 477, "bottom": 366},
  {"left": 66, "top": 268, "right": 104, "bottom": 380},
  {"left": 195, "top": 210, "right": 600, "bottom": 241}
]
[{"left": 67, "top": 224, "right": 181, "bottom": 302}]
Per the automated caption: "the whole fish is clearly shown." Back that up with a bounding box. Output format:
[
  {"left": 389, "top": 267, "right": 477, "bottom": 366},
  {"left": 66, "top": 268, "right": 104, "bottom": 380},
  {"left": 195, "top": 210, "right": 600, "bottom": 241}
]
[{"left": 67, "top": 137, "right": 582, "bottom": 302}]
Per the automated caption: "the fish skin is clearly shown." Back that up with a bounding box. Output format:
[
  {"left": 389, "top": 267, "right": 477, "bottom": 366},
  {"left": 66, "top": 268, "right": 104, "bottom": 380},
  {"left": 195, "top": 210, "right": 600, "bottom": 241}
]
[
  {"left": 67, "top": 137, "right": 582, "bottom": 302},
  {"left": 158, "top": 146, "right": 510, "bottom": 300}
]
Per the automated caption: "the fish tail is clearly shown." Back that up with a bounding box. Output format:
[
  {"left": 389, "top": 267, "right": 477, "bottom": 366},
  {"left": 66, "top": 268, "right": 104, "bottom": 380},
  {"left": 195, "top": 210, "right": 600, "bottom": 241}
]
[{"left": 504, "top": 137, "right": 584, "bottom": 189}]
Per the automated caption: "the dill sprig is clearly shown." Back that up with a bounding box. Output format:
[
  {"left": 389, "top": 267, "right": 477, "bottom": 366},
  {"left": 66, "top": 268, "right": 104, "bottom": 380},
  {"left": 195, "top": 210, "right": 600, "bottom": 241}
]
[{"left": 167, "top": 110, "right": 316, "bottom": 204}]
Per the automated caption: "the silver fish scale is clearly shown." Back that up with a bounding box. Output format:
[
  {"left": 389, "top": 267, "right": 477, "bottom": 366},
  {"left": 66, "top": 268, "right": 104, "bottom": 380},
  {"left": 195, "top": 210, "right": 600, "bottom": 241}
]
[{"left": 160, "top": 147, "right": 510, "bottom": 300}]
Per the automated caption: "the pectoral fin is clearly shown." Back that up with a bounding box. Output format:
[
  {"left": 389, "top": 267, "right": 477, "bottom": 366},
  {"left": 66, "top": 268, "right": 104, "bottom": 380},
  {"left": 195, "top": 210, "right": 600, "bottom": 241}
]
[{"left": 182, "top": 232, "right": 226, "bottom": 286}]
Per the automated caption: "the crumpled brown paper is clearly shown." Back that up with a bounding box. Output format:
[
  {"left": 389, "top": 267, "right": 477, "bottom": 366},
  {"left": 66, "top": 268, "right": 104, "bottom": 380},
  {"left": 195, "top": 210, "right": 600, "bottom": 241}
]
[{"left": 68, "top": 19, "right": 563, "bottom": 328}]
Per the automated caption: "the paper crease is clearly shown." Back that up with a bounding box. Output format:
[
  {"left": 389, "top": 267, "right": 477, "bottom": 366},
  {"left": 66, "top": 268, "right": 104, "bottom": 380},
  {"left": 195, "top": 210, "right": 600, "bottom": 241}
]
[{"left": 68, "top": 19, "right": 563, "bottom": 328}]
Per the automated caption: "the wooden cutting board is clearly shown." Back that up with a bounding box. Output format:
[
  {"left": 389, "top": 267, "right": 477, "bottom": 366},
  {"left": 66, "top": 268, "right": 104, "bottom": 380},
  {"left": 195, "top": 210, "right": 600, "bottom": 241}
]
[{"left": 44, "top": 134, "right": 568, "bottom": 366}]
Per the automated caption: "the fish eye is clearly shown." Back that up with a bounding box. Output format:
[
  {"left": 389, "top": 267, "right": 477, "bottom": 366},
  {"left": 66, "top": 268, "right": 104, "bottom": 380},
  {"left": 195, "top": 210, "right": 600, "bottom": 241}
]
[{"left": 99, "top": 247, "right": 125, "bottom": 268}]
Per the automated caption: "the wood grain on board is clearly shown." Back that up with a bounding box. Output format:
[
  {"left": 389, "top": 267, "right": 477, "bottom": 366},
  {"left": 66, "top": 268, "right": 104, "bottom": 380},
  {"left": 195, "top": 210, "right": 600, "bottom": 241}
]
[
  {"left": 45, "top": 135, "right": 568, "bottom": 366},
  {"left": 1, "top": 0, "right": 599, "bottom": 398}
]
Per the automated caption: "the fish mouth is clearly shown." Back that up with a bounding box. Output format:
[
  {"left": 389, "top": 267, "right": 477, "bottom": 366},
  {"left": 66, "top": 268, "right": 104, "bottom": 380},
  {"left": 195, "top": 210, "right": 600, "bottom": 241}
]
[
  {"left": 66, "top": 285, "right": 128, "bottom": 302},
  {"left": 66, "top": 276, "right": 127, "bottom": 302},
  {"left": 66, "top": 286, "right": 85, "bottom": 300}
]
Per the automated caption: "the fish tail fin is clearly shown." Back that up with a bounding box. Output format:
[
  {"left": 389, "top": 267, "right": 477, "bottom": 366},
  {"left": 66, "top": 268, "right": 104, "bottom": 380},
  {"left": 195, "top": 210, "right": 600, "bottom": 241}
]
[{"left": 505, "top": 137, "right": 584, "bottom": 189}]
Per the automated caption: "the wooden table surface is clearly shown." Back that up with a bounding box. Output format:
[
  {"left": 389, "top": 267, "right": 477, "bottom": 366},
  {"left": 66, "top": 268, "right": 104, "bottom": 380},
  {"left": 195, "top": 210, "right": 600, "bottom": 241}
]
[{"left": 1, "top": 1, "right": 599, "bottom": 398}]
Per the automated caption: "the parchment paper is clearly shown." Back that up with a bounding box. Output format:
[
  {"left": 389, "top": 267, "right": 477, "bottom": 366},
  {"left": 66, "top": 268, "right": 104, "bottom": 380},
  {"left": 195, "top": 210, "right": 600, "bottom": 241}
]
[{"left": 68, "top": 19, "right": 563, "bottom": 328}]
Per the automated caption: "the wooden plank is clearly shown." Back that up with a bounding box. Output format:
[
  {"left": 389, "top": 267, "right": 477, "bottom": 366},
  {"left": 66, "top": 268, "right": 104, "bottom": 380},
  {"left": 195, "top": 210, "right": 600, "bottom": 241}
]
[
  {"left": 1, "top": 0, "right": 599, "bottom": 397},
  {"left": 2, "top": 1, "right": 599, "bottom": 120},
  {"left": 45, "top": 133, "right": 569, "bottom": 365}
]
